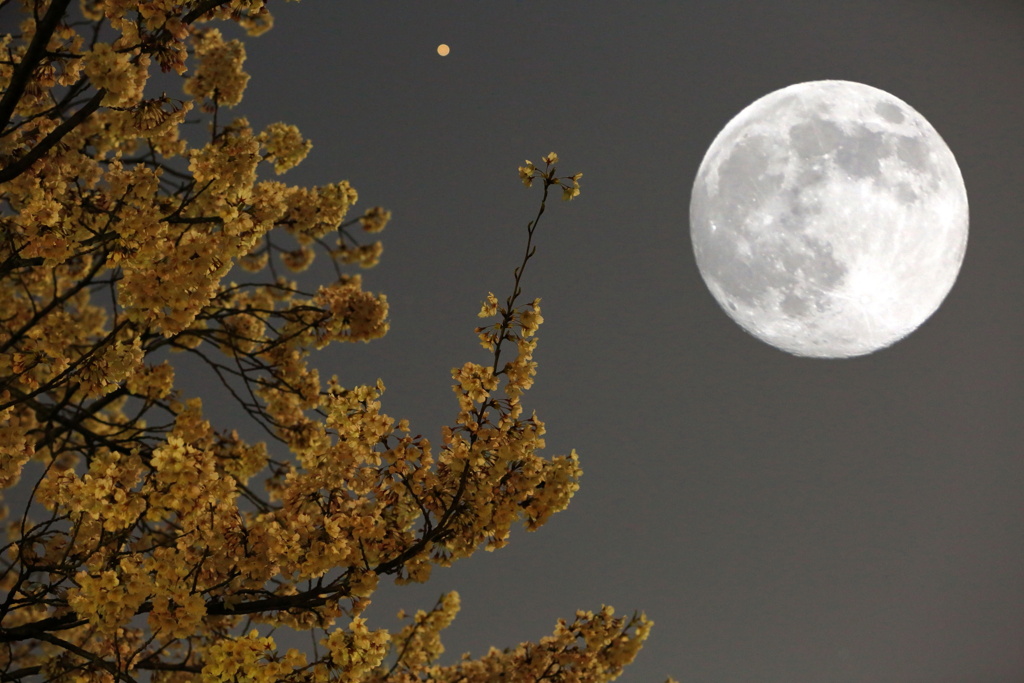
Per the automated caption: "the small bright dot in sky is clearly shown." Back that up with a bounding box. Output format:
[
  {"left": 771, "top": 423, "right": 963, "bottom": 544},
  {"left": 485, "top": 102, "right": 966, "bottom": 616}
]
[{"left": 437, "top": 44, "right": 450, "bottom": 56}]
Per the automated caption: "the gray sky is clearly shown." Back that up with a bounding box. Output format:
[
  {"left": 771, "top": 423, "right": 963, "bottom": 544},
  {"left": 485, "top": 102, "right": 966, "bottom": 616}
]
[{"left": 194, "top": 1, "right": 1024, "bottom": 680}]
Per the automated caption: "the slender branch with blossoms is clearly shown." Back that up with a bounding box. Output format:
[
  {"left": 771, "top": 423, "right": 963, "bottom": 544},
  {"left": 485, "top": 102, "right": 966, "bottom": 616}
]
[{"left": 0, "top": 2, "right": 653, "bottom": 681}]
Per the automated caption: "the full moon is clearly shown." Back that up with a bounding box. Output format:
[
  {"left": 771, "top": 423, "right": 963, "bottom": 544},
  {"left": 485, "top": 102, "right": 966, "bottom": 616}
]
[{"left": 690, "top": 80, "right": 968, "bottom": 358}]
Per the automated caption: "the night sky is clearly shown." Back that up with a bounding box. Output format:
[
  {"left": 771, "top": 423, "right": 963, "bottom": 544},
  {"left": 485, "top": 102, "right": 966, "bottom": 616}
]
[{"left": 182, "top": 1, "right": 1024, "bottom": 680}]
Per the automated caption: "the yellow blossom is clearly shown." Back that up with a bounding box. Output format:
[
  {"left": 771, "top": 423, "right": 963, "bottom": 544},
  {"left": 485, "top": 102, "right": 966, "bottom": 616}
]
[
  {"left": 184, "top": 28, "right": 250, "bottom": 108},
  {"left": 478, "top": 291, "right": 499, "bottom": 318},
  {"left": 259, "top": 122, "right": 312, "bottom": 173},
  {"left": 518, "top": 160, "right": 536, "bottom": 186},
  {"left": 359, "top": 205, "right": 392, "bottom": 233}
]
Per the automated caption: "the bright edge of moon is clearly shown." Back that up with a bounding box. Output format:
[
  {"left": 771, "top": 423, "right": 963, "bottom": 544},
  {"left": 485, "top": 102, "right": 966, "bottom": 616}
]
[
  {"left": 689, "top": 80, "right": 968, "bottom": 358},
  {"left": 437, "top": 44, "right": 450, "bottom": 56}
]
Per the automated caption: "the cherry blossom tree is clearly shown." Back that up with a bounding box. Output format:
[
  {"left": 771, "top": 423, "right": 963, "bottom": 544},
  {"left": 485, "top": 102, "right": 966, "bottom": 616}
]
[{"left": 0, "top": 1, "right": 651, "bottom": 680}]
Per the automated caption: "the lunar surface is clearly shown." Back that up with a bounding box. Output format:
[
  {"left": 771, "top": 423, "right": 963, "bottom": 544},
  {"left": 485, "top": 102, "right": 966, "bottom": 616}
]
[{"left": 690, "top": 80, "right": 968, "bottom": 357}]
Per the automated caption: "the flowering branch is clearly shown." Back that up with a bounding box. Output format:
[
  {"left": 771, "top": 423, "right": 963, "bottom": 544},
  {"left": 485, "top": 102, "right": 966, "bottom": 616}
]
[{"left": 0, "top": 0, "right": 652, "bottom": 676}]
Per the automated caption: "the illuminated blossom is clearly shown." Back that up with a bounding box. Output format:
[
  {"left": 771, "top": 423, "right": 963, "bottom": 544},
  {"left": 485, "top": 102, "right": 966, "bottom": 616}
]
[
  {"left": 359, "top": 205, "right": 392, "bottom": 233},
  {"left": 184, "top": 28, "right": 250, "bottom": 108},
  {"left": 259, "top": 121, "right": 312, "bottom": 173}
]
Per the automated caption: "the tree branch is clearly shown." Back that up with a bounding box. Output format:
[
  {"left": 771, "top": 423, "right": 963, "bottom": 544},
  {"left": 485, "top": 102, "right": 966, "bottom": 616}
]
[
  {"left": 0, "top": 665, "right": 43, "bottom": 681},
  {"left": 0, "top": 0, "right": 73, "bottom": 134},
  {"left": 182, "top": 0, "right": 234, "bottom": 24},
  {"left": 0, "top": 614, "right": 86, "bottom": 644},
  {"left": 33, "top": 631, "right": 139, "bottom": 683},
  {"left": 0, "top": 88, "right": 105, "bottom": 184}
]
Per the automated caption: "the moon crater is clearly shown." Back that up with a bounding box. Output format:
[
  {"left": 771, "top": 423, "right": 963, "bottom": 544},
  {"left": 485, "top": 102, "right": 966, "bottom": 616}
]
[{"left": 690, "top": 80, "right": 968, "bottom": 357}]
